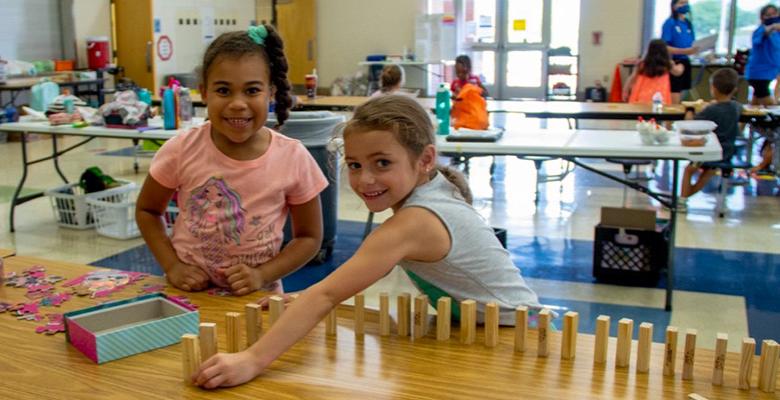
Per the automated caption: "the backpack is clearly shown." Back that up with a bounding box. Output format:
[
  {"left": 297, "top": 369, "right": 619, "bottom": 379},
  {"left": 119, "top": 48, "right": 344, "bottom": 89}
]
[
  {"left": 79, "top": 166, "right": 119, "bottom": 193},
  {"left": 30, "top": 78, "right": 60, "bottom": 112},
  {"left": 451, "top": 83, "right": 489, "bottom": 130}
]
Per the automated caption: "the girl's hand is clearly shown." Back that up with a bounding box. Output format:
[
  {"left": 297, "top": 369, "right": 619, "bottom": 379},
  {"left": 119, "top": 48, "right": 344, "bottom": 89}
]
[
  {"left": 223, "top": 264, "right": 264, "bottom": 296},
  {"left": 166, "top": 262, "right": 209, "bottom": 292},
  {"left": 193, "top": 351, "right": 265, "bottom": 388}
]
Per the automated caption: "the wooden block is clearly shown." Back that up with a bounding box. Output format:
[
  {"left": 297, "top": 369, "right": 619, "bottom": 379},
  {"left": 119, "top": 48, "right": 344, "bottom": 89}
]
[
  {"left": 397, "top": 293, "right": 411, "bottom": 337},
  {"left": 758, "top": 339, "right": 769, "bottom": 389},
  {"left": 325, "top": 307, "right": 337, "bottom": 336},
  {"left": 484, "top": 302, "right": 499, "bottom": 348},
  {"left": 636, "top": 322, "right": 653, "bottom": 374},
  {"left": 288, "top": 293, "right": 300, "bottom": 301},
  {"left": 636, "top": 322, "right": 653, "bottom": 373},
  {"left": 226, "top": 312, "right": 241, "bottom": 353},
  {"left": 413, "top": 295, "right": 429, "bottom": 339},
  {"left": 537, "top": 308, "right": 551, "bottom": 357},
  {"left": 514, "top": 306, "right": 528, "bottom": 353},
  {"left": 354, "top": 293, "right": 365, "bottom": 336},
  {"left": 758, "top": 340, "right": 779, "bottom": 393},
  {"left": 436, "top": 297, "right": 451, "bottom": 341},
  {"left": 459, "top": 299, "right": 476, "bottom": 345},
  {"left": 682, "top": 329, "right": 697, "bottom": 380},
  {"left": 244, "top": 303, "right": 262, "bottom": 346},
  {"left": 615, "top": 318, "right": 633, "bottom": 368},
  {"left": 181, "top": 333, "right": 200, "bottom": 384},
  {"left": 687, "top": 394, "right": 709, "bottom": 400},
  {"left": 738, "top": 337, "right": 756, "bottom": 390},
  {"left": 664, "top": 326, "right": 679, "bottom": 376},
  {"left": 561, "top": 311, "right": 578, "bottom": 360},
  {"left": 594, "top": 315, "right": 610, "bottom": 364},
  {"left": 199, "top": 322, "right": 217, "bottom": 363},
  {"left": 711, "top": 333, "right": 727, "bottom": 386},
  {"left": 379, "top": 292, "right": 390, "bottom": 336},
  {"left": 268, "top": 295, "right": 284, "bottom": 327},
  {"left": 767, "top": 341, "right": 779, "bottom": 393}
]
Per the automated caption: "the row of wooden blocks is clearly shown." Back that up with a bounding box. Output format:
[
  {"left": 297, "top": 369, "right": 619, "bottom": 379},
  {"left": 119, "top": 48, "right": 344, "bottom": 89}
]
[{"left": 181, "top": 293, "right": 779, "bottom": 393}]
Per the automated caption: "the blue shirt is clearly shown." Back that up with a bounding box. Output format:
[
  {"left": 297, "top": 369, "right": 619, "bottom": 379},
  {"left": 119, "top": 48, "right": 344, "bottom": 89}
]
[
  {"left": 745, "top": 25, "right": 780, "bottom": 80},
  {"left": 662, "top": 17, "right": 695, "bottom": 60}
]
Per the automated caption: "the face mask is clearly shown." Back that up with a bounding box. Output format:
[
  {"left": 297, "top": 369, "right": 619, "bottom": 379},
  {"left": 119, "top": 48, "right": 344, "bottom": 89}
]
[{"left": 677, "top": 4, "right": 690, "bottom": 14}]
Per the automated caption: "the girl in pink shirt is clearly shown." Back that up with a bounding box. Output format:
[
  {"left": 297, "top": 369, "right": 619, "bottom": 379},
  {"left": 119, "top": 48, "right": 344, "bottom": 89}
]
[{"left": 135, "top": 26, "right": 328, "bottom": 296}]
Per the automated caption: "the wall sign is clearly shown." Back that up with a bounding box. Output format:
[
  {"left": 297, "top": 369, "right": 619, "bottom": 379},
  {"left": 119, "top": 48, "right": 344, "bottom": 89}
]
[{"left": 157, "top": 35, "right": 173, "bottom": 61}]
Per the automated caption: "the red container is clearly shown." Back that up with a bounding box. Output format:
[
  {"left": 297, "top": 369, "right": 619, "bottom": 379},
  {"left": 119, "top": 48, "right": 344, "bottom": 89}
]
[{"left": 87, "top": 36, "right": 110, "bottom": 70}]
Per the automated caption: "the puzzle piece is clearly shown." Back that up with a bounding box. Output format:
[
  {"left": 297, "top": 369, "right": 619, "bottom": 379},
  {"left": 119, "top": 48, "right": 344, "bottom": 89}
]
[
  {"left": 139, "top": 283, "right": 166, "bottom": 294},
  {"left": 207, "top": 288, "right": 232, "bottom": 297},
  {"left": 35, "top": 314, "right": 65, "bottom": 335}
]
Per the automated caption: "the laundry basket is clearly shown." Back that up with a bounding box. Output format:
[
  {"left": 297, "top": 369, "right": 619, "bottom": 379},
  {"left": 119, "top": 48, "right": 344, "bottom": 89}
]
[
  {"left": 86, "top": 189, "right": 179, "bottom": 239},
  {"left": 45, "top": 180, "right": 136, "bottom": 229},
  {"left": 86, "top": 187, "right": 141, "bottom": 239}
]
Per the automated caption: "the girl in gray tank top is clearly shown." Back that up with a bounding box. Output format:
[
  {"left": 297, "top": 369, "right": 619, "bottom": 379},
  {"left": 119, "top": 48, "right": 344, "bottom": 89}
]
[{"left": 191, "top": 94, "right": 542, "bottom": 388}]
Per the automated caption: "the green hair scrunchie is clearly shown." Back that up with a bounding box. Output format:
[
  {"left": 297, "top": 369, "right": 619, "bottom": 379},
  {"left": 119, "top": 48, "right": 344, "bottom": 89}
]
[{"left": 247, "top": 25, "right": 268, "bottom": 46}]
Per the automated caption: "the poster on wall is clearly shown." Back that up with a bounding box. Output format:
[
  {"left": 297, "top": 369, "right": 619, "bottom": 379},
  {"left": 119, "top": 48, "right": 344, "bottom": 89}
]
[{"left": 201, "top": 7, "right": 215, "bottom": 44}]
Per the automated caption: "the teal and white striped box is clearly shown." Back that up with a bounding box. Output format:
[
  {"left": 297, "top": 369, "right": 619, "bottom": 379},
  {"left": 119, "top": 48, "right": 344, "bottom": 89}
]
[{"left": 64, "top": 293, "right": 199, "bottom": 364}]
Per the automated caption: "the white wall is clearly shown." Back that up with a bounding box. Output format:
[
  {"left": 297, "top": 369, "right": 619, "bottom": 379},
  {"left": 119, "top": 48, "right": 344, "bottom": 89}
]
[
  {"left": 316, "top": 0, "right": 422, "bottom": 88},
  {"left": 577, "top": 0, "right": 644, "bottom": 94},
  {"left": 72, "top": 0, "right": 112, "bottom": 69}
]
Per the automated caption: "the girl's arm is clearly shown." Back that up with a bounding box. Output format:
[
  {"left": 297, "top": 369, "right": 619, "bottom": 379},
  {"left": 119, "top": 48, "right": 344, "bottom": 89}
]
[
  {"left": 136, "top": 175, "right": 209, "bottom": 291},
  {"left": 667, "top": 45, "right": 699, "bottom": 56},
  {"left": 260, "top": 197, "right": 324, "bottom": 283},
  {"left": 194, "top": 207, "right": 449, "bottom": 388}
]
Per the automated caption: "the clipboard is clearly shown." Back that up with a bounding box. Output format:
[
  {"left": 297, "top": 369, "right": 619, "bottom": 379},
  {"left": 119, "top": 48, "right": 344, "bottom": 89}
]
[
  {"left": 692, "top": 34, "right": 717, "bottom": 52},
  {"left": 445, "top": 128, "right": 504, "bottom": 142}
]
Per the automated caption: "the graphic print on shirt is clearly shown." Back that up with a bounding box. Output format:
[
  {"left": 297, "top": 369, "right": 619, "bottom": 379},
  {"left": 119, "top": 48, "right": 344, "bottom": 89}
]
[{"left": 186, "top": 176, "right": 246, "bottom": 268}]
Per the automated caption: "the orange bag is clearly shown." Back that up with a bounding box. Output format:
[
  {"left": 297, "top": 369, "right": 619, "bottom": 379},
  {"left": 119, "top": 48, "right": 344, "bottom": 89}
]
[
  {"left": 451, "top": 83, "right": 488, "bottom": 130},
  {"left": 628, "top": 73, "right": 672, "bottom": 104}
]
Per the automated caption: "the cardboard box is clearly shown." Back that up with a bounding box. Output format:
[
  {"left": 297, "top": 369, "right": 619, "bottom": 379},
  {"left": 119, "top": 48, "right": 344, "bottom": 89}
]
[
  {"left": 64, "top": 293, "right": 199, "bottom": 364},
  {"left": 592, "top": 207, "right": 668, "bottom": 285}
]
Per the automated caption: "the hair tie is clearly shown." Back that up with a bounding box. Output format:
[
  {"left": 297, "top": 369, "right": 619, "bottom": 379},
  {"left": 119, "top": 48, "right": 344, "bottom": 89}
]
[{"left": 248, "top": 25, "right": 268, "bottom": 46}]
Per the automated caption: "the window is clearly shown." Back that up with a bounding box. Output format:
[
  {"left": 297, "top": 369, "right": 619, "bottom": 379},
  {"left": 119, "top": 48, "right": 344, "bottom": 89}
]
[{"left": 649, "top": 0, "right": 779, "bottom": 55}]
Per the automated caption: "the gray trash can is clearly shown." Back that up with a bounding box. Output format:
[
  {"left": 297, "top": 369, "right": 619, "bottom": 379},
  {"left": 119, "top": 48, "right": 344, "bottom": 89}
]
[{"left": 266, "top": 111, "right": 345, "bottom": 263}]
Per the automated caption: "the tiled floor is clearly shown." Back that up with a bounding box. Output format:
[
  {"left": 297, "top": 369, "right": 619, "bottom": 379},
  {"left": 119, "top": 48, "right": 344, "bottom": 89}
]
[{"left": 1, "top": 115, "right": 779, "bottom": 351}]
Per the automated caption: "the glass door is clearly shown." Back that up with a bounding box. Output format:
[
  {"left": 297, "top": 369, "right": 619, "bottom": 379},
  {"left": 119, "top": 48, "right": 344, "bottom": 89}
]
[{"left": 462, "top": 0, "right": 550, "bottom": 99}]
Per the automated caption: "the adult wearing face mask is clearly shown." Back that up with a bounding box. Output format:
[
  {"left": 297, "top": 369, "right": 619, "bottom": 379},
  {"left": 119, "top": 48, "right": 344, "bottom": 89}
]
[
  {"left": 745, "top": 4, "right": 780, "bottom": 106},
  {"left": 662, "top": 0, "right": 700, "bottom": 104}
]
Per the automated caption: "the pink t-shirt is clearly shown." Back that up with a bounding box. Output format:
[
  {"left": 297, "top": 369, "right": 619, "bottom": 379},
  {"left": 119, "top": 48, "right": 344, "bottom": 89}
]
[{"left": 150, "top": 122, "right": 328, "bottom": 290}]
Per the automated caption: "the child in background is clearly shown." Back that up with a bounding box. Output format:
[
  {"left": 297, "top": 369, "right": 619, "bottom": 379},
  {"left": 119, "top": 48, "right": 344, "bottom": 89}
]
[
  {"left": 135, "top": 26, "right": 328, "bottom": 295},
  {"left": 451, "top": 55, "right": 489, "bottom": 97},
  {"left": 192, "top": 95, "right": 541, "bottom": 388},
  {"left": 623, "top": 39, "right": 685, "bottom": 104},
  {"left": 370, "top": 64, "right": 404, "bottom": 97},
  {"left": 679, "top": 68, "right": 742, "bottom": 211}
]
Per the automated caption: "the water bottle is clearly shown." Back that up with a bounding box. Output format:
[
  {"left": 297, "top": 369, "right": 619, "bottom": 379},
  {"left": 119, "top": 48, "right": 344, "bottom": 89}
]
[
  {"left": 178, "top": 88, "right": 193, "bottom": 127},
  {"left": 652, "top": 92, "right": 663, "bottom": 113},
  {"left": 435, "top": 84, "right": 451, "bottom": 135},
  {"left": 162, "top": 88, "right": 177, "bottom": 130}
]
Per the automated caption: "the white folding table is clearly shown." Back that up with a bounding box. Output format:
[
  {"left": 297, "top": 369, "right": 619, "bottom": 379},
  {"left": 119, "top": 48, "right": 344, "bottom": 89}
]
[
  {"left": 437, "top": 128, "right": 722, "bottom": 311},
  {"left": 0, "top": 120, "right": 180, "bottom": 233}
]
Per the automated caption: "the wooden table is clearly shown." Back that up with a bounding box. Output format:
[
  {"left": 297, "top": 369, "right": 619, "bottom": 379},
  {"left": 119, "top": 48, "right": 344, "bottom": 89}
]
[
  {"left": 0, "top": 248, "right": 15, "bottom": 258},
  {"left": 1, "top": 256, "right": 776, "bottom": 399}
]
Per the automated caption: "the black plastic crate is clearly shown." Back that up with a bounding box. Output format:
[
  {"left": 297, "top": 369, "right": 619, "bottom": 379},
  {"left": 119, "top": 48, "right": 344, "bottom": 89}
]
[{"left": 592, "top": 224, "right": 669, "bottom": 285}]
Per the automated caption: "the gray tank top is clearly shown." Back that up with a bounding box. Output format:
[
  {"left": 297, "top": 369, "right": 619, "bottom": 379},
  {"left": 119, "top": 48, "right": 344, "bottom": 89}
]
[{"left": 398, "top": 172, "right": 540, "bottom": 325}]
